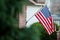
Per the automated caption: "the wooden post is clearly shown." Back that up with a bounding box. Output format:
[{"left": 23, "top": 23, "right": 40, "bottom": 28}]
[
  {"left": 57, "top": 30, "right": 60, "bottom": 40},
  {"left": 19, "top": 5, "right": 26, "bottom": 28}
]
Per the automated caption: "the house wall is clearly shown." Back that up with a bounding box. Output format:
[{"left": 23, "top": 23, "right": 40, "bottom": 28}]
[
  {"left": 34, "top": 0, "right": 45, "bottom": 4},
  {"left": 50, "top": 0, "right": 60, "bottom": 14},
  {"left": 57, "top": 31, "right": 60, "bottom": 40},
  {"left": 26, "top": 6, "right": 42, "bottom": 27},
  {"left": 50, "top": 0, "right": 60, "bottom": 40},
  {"left": 19, "top": 5, "right": 26, "bottom": 28}
]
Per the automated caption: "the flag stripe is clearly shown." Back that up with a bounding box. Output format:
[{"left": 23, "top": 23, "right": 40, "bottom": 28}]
[
  {"left": 47, "top": 17, "right": 51, "bottom": 24},
  {"left": 39, "top": 12, "right": 53, "bottom": 32},
  {"left": 52, "top": 19, "right": 56, "bottom": 32},
  {"left": 35, "top": 13, "right": 52, "bottom": 35},
  {"left": 35, "top": 6, "right": 56, "bottom": 35},
  {"left": 35, "top": 14, "right": 51, "bottom": 35},
  {"left": 39, "top": 12, "right": 52, "bottom": 28},
  {"left": 37, "top": 13, "right": 52, "bottom": 33},
  {"left": 47, "top": 17, "right": 55, "bottom": 32},
  {"left": 47, "top": 18, "right": 54, "bottom": 32}
]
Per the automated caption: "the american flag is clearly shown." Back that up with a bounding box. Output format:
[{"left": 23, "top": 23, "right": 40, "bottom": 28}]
[{"left": 35, "top": 6, "right": 56, "bottom": 35}]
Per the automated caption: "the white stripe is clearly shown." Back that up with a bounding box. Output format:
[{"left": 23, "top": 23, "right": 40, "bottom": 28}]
[
  {"left": 48, "top": 18, "right": 51, "bottom": 24},
  {"left": 48, "top": 18, "right": 54, "bottom": 32},
  {"left": 37, "top": 13, "right": 52, "bottom": 34},
  {"left": 35, "top": 13, "right": 51, "bottom": 35},
  {"left": 40, "top": 12, "right": 53, "bottom": 32}
]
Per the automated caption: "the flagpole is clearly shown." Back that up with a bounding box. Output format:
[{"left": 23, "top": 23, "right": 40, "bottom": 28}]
[
  {"left": 26, "top": 13, "right": 35, "bottom": 24},
  {"left": 26, "top": 1, "right": 47, "bottom": 23},
  {"left": 26, "top": 6, "right": 46, "bottom": 24},
  {"left": 26, "top": 7, "right": 42, "bottom": 24}
]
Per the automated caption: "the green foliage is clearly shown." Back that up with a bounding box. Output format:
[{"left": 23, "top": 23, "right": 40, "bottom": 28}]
[
  {"left": 0, "top": 0, "right": 29, "bottom": 40},
  {"left": 19, "top": 28, "right": 30, "bottom": 40},
  {"left": 19, "top": 22, "right": 59, "bottom": 40},
  {"left": 28, "top": 22, "right": 59, "bottom": 40},
  {"left": 0, "top": 27, "right": 24, "bottom": 40},
  {"left": 0, "top": 0, "right": 32, "bottom": 40},
  {"left": 0, "top": 0, "right": 59, "bottom": 40}
]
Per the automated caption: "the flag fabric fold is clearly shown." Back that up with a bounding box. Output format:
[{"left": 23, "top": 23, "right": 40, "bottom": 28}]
[{"left": 35, "top": 6, "right": 56, "bottom": 35}]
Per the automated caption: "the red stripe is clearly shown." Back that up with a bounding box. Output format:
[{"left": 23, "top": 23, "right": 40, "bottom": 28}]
[
  {"left": 52, "top": 18, "right": 55, "bottom": 32},
  {"left": 39, "top": 12, "right": 52, "bottom": 28},
  {"left": 35, "top": 13, "right": 51, "bottom": 35},
  {"left": 47, "top": 18, "right": 54, "bottom": 32},
  {"left": 47, "top": 17, "right": 51, "bottom": 24},
  {"left": 35, "top": 14, "right": 50, "bottom": 35},
  {"left": 49, "top": 17, "right": 55, "bottom": 32},
  {"left": 37, "top": 13, "right": 52, "bottom": 34},
  {"left": 39, "top": 12, "right": 53, "bottom": 32},
  {"left": 38, "top": 12, "right": 52, "bottom": 33}
]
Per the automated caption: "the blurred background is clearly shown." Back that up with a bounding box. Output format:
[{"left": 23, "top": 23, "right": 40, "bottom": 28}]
[{"left": 0, "top": 0, "right": 60, "bottom": 40}]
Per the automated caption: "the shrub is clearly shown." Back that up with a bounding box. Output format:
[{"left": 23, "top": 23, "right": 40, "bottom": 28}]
[{"left": 29, "top": 22, "right": 59, "bottom": 40}]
